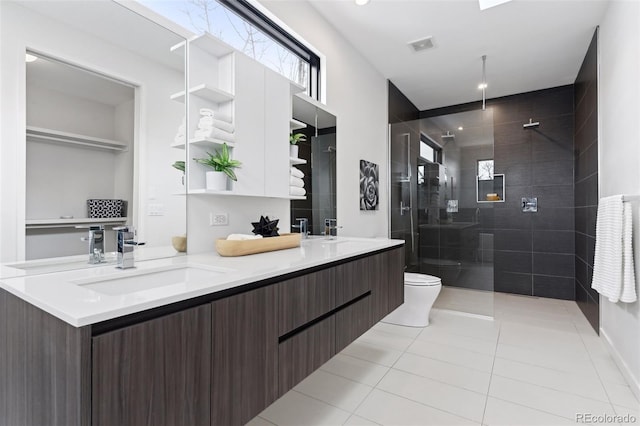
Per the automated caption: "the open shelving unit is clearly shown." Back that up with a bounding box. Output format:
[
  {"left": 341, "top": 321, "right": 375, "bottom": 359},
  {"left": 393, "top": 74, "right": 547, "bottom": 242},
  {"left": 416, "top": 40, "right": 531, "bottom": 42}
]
[{"left": 169, "top": 84, "right": 234, "bottom": 104}]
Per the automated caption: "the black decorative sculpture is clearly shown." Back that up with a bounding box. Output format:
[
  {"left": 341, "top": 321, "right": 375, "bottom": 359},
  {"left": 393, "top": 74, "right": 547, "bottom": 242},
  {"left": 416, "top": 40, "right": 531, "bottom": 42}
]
[{"left": 251, "top": 215, "right": 280, "bottom": 237}]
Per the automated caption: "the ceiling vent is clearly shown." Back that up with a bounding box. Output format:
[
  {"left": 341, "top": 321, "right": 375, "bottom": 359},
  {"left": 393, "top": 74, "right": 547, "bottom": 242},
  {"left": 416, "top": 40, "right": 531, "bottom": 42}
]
[{"left": 408, "top": 36, "right": 435, "bottom": 53}]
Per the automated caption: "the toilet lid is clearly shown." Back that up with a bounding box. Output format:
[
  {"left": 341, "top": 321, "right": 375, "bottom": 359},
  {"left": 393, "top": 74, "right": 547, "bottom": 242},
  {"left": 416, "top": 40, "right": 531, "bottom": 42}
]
[{"left": 404, "top": 272, "right": 441, "bottom": 286}]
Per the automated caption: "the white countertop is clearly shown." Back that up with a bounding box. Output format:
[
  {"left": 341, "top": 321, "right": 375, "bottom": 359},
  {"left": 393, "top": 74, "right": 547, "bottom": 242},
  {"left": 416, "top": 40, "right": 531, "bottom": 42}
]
[{"left": 0, "top": 237, "right": 403, "bottom": 328}]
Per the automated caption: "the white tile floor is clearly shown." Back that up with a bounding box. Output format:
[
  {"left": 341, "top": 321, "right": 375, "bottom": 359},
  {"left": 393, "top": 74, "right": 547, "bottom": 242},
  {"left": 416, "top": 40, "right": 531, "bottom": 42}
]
[{"left": 249, "top": 292, "right": 640, "bottom": 426}]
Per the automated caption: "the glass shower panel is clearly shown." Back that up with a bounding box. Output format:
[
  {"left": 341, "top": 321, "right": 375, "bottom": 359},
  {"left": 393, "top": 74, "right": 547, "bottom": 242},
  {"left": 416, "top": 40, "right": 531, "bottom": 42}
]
[{"left": 390, "top": 110, "right": 495, "bottom": 318}]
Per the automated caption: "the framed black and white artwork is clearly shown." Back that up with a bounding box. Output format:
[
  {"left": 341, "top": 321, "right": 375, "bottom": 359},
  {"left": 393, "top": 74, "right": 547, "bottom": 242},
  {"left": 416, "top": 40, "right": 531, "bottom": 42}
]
[{"left": 360, "top": 159, "right": 379, "bottom": 211}]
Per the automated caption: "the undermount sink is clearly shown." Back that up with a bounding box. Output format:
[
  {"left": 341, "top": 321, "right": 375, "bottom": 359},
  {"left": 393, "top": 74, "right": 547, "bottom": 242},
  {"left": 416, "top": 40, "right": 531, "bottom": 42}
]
[
  {"left": 73, "top": 265, "right": 233, "bottom": 296},
  {"left": 7, "top": 252, "right": 117, "bottom": 274}
]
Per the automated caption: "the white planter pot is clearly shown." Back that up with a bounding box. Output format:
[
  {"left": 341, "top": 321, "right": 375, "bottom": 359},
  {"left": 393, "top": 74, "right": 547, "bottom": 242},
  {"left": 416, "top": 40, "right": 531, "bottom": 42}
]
[
  {"left": 206, "top": 171, "right": 227, "bottom": 191},
  {"left": 290, "top": 144, "right": 299, "bottom": 158}
]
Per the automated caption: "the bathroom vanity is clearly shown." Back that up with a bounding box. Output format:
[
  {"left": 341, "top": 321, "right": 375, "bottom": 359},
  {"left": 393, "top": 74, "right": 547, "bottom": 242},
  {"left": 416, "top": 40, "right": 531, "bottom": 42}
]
[{"left": 0, "top": 238, "right": 404, "bottom": 426}]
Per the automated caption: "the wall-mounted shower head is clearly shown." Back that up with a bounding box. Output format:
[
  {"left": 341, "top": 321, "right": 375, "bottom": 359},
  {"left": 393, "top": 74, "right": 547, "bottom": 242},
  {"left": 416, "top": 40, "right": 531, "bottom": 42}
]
[
  {"left": 441, "top": 131, "right": 455, "bottom": 140},
  {"left": 523, "top": 118, "right": 540, "bottom": 129}
]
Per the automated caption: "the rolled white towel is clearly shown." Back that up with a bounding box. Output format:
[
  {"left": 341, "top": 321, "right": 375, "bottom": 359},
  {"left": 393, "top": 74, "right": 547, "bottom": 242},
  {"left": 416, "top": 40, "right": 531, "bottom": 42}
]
[
  {"left": 290, "top": 186, "right": 306, "bottom": 196},
  {"left": 200, "top": 108, "right": 232, "bottom": 123},
  {"left": 290, "top": 176, "right": 304, "bottom": 188},
  {"left": 194, "top": 128, "right": 236, "bottom": 142},
  {"left": 290, "top": 167, "right": 304, "bottom": 178},
  {"left": 198, "top": 120, "right": 235, "bottom": 134},
  {"left": 227, "top": 234, "right": 263, "bottom": 241}
]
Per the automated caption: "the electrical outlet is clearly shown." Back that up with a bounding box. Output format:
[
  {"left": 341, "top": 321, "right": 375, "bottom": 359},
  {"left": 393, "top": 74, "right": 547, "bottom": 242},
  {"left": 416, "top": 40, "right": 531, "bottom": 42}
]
[
  {"left": 148, "top": 203, "right": 164, "bottom": 216},
  {"left": 209, "top": 212, "right": 228, "bottom": 226}
]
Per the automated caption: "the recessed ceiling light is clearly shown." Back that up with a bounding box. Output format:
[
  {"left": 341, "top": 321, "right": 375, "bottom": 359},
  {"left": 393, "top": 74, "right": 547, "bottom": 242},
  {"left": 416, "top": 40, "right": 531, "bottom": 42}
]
[
  {"left": 25, "top": 53, "right": 38, "bottom": 63},
  {"left": 458, "top": 126, "right": 464, "bottom": 131},
  {"left": 355, "top": 0, "right": 370, "bottom": 5},
  {"left": 478, "top": 0, "right": 513, "bottom": 11}
]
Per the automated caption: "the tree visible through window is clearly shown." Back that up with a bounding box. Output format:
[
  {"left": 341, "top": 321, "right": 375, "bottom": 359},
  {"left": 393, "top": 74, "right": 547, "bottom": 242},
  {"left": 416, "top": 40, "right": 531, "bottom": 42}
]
[
  {"left": 139, "top": 0, "right": 317, "bottom": 95},
  {"left": 477, "top": 159, "right": 494, "bottom": 180}
]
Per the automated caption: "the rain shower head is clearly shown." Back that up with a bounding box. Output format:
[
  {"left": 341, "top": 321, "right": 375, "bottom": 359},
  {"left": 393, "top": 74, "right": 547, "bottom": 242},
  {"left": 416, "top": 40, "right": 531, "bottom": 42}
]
[{"left": 523, "top": 118, "right": 540, "bottom": 129}]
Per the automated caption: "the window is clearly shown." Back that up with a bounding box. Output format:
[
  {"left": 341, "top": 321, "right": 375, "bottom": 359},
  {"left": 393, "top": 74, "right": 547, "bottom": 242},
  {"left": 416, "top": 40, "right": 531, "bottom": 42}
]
[
  {"left": 420, "top": 135, "right": 442, "bottom": 164},
  {"left": 138, "top": 0, "right": 320, "bottom": 98},
  {"left": 477, "top": 159, "right": 494, "bottom": 180}
]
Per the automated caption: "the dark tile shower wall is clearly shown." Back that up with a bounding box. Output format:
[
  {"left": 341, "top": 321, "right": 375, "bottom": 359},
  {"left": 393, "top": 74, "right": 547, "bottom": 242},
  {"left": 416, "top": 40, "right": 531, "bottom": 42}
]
[
  {"left": 388, "top": 81, "right": 420, "bottom": 268},
  {"left": 574, "top": 30, "right": 599, "bottom": 332},
  {"left": 491, "top": 86, "right": 576, "bottom": 299},
  {"left": 419, "top": 86, "right": 576, "bottom": 299}
]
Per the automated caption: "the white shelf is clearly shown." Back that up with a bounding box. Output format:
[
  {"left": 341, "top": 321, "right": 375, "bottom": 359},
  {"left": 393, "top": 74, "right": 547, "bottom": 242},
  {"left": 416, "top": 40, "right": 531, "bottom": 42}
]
[
  {"left": 290, "top": 157, "right": 307, "bottom": 165},
  {"left": 170, "top": 84, "right": 234, "bottom": 104},
  {"left": 171, "top": 137, "right": 235, "bottom": 150},
  {"left": 290, "top": 119, "right": 307, "bottom": 131},
  {"left": 190, "top": 32, "right": 235, "bottom": 58},
  {"left": 189, "top": 189, "right": 234, "bottom": 195},
  {"left": 26, "top": 126, "right": 128, "bottom": 151},
  {"left": 190, "top": 137, "right": 235, "bottom": 149},
  {"left": 25, "top": 217, "right": 127, "bottom": 229},
  {"left": 289, "top": 196, "right": 307, "bottom": 200}
]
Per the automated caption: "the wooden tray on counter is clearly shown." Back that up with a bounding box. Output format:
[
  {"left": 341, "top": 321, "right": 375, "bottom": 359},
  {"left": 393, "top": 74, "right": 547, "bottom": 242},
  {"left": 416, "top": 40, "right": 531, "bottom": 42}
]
[{"left": 215, "top": 233, "right": 301, "bottom": 257}]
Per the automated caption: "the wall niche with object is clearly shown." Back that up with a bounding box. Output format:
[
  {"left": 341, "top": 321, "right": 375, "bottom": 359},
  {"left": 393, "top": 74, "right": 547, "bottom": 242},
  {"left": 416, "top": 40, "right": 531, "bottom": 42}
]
[{"left": 25, "top": 52, "right": 134, "bottom": 259}]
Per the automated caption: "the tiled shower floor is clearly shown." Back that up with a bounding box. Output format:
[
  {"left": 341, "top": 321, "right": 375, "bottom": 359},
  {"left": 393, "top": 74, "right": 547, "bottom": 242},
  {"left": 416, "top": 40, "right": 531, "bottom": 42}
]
[{"left": 248, "top": 291, "right": 639, "bottom": 425}]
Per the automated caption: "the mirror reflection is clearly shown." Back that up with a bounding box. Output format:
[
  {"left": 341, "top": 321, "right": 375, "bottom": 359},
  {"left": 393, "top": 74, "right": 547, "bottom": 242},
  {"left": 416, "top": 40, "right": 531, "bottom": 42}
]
[
  {"left": 2, "top": 1, "right": 187, "bottom": 271},
  {"left": 290, "top": 95, "right": 337, "bottom": 236}
]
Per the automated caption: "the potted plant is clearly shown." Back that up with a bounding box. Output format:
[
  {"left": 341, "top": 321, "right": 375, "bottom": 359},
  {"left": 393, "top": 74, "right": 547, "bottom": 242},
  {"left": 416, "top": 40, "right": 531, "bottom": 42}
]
[
  {"left": 289, "top": 132, "right": 307, "bottom": 158},
  {"left": 172, "top": 160, "right": 185, "bottom": 185},
  {"left": 193, "top": 143, "right": 241, "bottom": 191}
]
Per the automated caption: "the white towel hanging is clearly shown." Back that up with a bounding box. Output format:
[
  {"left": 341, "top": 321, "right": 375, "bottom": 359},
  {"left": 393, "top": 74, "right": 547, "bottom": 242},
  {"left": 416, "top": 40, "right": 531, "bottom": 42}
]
[{"left": 592, "top": 194, "right": 637, "bottom": 303}]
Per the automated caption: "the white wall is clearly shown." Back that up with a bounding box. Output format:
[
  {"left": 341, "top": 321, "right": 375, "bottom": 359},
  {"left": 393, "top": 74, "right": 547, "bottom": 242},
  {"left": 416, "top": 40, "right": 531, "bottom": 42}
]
[
  {"left": 0, "top": 1, "right": 186, "bottom": 261},
  {"left": 258, "top": 0, "right": 389, "bottom": 238},
  {"left": 598, "top": 0, "right": 640, "bottom": 399}
]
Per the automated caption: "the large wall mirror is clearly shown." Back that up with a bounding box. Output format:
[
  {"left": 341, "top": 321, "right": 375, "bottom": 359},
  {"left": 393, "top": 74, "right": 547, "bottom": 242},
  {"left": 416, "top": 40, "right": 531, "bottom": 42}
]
[
  {"left": 0, "top": 1, "right": 186, "bottom": 272},
  {"left": 290, "top": 94, "right": 337, "bottom": 235}
]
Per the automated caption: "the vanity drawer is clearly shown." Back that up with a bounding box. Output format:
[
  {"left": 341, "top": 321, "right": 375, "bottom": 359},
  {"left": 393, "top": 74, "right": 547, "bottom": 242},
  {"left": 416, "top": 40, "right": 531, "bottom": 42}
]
[
  {"left": 278, "top": 315, "right": 335, "bottom": 396},
  {"left": 278, "top": 268, "right": 335, "bottom": 336},
  {"left": 335, "top": 256, "right": 372, "bottom": 307},
  {"left": 335, "top": 294, "right": 372, "bottom": 353}
]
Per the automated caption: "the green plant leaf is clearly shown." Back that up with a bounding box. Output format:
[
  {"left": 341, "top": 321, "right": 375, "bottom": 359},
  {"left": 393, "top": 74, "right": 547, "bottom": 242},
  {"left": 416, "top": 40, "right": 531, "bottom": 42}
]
[
  {"left": 192, "top": 143, "right": 241, "bottom": 179},
  {"left": 172, "top": 160, "right": 185, "bottom": 172}
]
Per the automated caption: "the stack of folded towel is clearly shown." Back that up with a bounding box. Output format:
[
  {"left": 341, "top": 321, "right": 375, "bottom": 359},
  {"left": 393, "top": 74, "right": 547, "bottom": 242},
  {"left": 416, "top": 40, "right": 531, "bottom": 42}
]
[
  {"left": 174, "top": 116, "right": 186, "bottom": 145},
  {"left": 290, "top": 166, "right": 306, "bottom": 196},
  {"left": 194, "top": 108, "right": 235, "bottom": 142}
]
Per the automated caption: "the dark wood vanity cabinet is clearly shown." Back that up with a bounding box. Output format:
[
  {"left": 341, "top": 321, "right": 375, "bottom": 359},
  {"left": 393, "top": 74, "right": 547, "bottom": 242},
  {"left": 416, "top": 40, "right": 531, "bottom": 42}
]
[
  {"left": 0, "top": 245, "right": 404, "bottom": 426},
  {"left": 91, "top": 305, "right": 212, "bottom": 426},
  {"left": 211, "top": 285, "right": 278, "bottom": 426}
]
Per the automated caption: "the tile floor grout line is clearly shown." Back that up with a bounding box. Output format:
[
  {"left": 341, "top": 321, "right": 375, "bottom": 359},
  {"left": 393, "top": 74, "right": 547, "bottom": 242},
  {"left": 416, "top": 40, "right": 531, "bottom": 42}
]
[
  {"left": 490, "top": 371, "right": 618, "bottom": 405},
  {"left": 343, "top": 323, "right": 426, "bottom": 425},
  {"left": 481, "top": 317, "right": 502, "bottom": 425},
  {"left": 574, "top": 324, "right": 636, "bottom": 413}
]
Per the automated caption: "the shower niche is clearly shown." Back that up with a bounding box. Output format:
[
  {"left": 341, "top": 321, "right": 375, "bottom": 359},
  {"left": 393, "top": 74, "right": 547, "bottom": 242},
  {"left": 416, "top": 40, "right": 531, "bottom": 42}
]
[{"left": 476, "top": 174, "right": 505, "bottom": 203}]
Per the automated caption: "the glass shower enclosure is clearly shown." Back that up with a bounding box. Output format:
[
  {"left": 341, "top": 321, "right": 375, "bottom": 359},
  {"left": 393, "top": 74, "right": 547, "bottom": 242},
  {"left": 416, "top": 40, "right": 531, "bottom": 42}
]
[{"left": 389, "top": 109, "right": 496, "bottom": 317}]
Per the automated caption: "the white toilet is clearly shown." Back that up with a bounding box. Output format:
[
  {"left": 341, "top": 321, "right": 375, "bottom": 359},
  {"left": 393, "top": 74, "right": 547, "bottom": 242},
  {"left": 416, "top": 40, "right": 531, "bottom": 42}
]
[{"left": 381, "top": 272, "right": 442, "bottom": 327}]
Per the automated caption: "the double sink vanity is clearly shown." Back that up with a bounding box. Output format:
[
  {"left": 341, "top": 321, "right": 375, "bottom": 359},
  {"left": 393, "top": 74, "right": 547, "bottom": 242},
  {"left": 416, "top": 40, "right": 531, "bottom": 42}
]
[{"left": 0, "top": 237, "right": 404, "bottom": 426}]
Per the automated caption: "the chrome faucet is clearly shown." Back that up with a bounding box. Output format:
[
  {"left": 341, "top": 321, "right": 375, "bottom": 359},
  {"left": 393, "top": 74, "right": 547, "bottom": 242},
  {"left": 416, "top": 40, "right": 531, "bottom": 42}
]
[
  {"left": 114, "top": 226, "right": 144, "bottom": 269},
  {"left": 292, "top": 218, "right": 309, "bottom": 239},
  {"left": 324, "top": 218, "right": 340, "bottom": 240},
  {"left": 79, "top": 225, "right": 105, "bottom": 264}
]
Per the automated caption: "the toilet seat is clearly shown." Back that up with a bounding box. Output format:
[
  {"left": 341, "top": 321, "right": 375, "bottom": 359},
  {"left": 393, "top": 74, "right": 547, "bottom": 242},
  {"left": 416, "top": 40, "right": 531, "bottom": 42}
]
[{"left": 404, "top": 272, "right": 441, "bottom": 287}]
